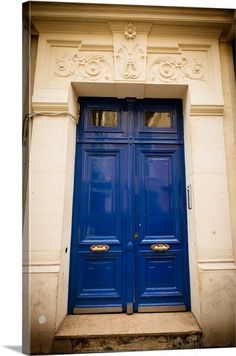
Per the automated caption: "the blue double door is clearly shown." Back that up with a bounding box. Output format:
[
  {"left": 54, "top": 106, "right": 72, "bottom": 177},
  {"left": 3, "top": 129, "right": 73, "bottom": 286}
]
[{"left": 68, "top": 98, "right": 190, "bottom": 314}]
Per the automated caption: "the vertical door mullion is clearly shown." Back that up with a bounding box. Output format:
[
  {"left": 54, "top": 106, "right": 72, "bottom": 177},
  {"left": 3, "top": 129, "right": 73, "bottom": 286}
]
[
  {"left": 125, "top": 142, "right": 134, "bottom": 313},
  {"left": 133, "top": 143, "right": 139, "bottom": 312},
  {"left": 125, "top": 99, "right": 136, "bottom": 313}
]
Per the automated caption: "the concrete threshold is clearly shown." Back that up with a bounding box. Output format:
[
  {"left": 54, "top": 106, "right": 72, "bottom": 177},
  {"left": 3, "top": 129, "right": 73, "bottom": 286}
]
[
  {"left": 53, "top": 312, "right": 202, "bottom": 353},
  {"left": 56, "top": 312, "right": 201, "bottom": 338}
]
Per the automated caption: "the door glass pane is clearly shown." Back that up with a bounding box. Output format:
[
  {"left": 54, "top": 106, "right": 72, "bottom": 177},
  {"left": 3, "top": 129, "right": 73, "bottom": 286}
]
[
  {"left": 90, "top": 110, "right": 118, "bottom": 127},
  {"left": 144, "top": 112, "right": 172, "bottom": 128}
]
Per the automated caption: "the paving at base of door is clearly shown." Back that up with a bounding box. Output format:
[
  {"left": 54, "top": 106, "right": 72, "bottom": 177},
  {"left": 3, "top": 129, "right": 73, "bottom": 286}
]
[{"left": 52, "top": 312, "right": 202, "bottom": 353}]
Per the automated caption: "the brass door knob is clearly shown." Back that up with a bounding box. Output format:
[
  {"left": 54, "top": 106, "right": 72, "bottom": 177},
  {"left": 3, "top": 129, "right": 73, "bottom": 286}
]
[
  {"left": 150, "top": 243, "right": 170, "bottom": 252},
  {"left": 90, "top": 244, "right": 110, "bottom": 252}
]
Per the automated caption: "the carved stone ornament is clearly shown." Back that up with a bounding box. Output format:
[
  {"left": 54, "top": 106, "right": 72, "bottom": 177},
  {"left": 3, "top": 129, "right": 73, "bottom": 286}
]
[
  {"left": 54, "top": 53, "right": 113, "bottom": 81},
  {"left": 149, "top": 56, "right": 205, "bottom": 83},
  {"left": 124, "top": 23, "right": 136, "bottom": 40},
  {"left": 116, "top": 43, "right": 145, "bottom": 79},
  {"left": 114, "top": 22, "right": 146, "bottom": 80}
]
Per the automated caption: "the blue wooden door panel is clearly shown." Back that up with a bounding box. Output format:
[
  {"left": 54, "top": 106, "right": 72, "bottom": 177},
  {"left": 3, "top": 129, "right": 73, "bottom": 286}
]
[
  {"left": 68, "top": 98, "right": 190, "bottom": 314},
  {"left": 69, "top": 143, "right": 129, "bottom": 312},
  {"left": 137, "top": 251, "right": 184, "bottom": 300},
  {"left": 80, "top": 148, "right": 123, "bottom": 244},
  {"left": 134, "top": 143, "right": 188, "bottom": 310},
  {"left": 135, "top": 145, "right": 181, "bottom": 244},
  {"left": 76, "top": 252, "right": 122, "bottom": 304}
]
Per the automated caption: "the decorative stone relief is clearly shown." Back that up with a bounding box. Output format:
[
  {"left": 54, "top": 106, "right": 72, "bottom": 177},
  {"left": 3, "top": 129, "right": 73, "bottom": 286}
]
[
  {"left": 149, "top": 56, "right": 205, "bottom": 83},
  {"left": 124, "top": 22, "right": 137, "bottom": 40},
  {"left": 54, "top": 52, "right": 113, "bottom": 81},
  {"left": 111, "top": 22, "right": 150, "bottom": 81},
  {"left": 116, "top": 43, "right": 145, "bottom": 79}
]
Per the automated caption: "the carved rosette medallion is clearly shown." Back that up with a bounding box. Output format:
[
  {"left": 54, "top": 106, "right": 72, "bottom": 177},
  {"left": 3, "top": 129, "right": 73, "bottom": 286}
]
[
  {"left": 54, "top": 53, "right": 113, "bottom": 81},
  {"left": 149, "top": 56, "right": 205, "bottom": 83},
  {"left": 124, "top": 23, "right": 136, "bottom": 39}
]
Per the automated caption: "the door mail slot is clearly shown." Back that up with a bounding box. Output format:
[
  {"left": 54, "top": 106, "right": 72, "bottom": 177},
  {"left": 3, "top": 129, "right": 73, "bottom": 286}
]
[
  {"left": 150, "top": 243, "right": 170, "bottom": 252},
  {"left": 90, "top": 244, "right": 110, "bottom": 252}
]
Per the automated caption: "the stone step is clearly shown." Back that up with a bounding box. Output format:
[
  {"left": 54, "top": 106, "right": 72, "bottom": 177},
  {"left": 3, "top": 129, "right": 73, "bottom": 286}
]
[{"left": 53, "top": 312, "right": 202, "bottom": 353}]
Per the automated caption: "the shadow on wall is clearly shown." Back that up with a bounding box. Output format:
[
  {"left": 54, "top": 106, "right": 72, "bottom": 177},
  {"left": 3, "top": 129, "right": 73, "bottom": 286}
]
[{"left": 3, "top": 346, "right": 22, "bottom": 354}]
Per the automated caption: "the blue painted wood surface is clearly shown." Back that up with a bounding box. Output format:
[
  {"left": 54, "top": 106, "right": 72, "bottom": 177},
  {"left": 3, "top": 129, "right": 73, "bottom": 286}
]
[{"left": 68, "top": 98, "right": 190, "bottom": 313}]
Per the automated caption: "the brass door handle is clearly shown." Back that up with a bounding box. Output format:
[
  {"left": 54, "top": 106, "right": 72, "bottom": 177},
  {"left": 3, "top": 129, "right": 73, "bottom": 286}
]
[
  {"left": 90, "top": 244, "right": 110, "bottom": 252},
  {"left": 150, "top": 243, "right": 170, "bottom": 252}
]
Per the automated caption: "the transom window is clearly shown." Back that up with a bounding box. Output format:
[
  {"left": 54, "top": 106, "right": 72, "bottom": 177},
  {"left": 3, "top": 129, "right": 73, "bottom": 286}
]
[
  {"left": 78, "top": 98, "right": 182, "bottom": 140},
  {"left": 90, "top": 110, "right": 118, "bottom": 127},
  {"left": 144, "top": 112, "right": 172, "bottom": 128}
]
